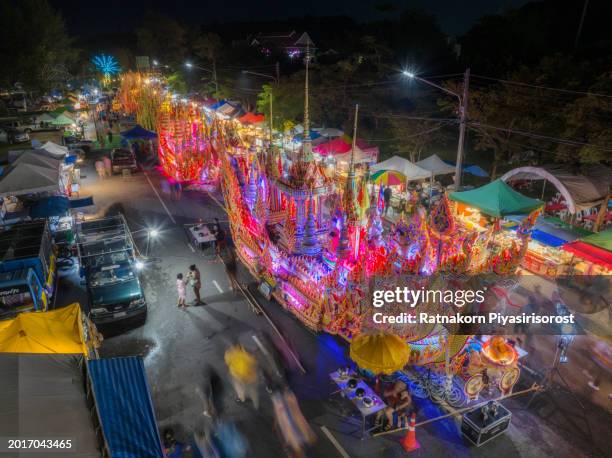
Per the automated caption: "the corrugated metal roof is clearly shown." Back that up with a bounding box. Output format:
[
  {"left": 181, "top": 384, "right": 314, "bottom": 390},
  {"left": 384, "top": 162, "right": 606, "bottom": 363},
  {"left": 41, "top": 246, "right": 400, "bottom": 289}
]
[{"left": 88, "top": 357, "right": 164, "bottom": 458}]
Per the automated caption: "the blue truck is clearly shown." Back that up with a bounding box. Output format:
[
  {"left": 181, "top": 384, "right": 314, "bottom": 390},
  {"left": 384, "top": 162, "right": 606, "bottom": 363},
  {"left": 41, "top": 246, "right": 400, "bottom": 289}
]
[{"left": 0, "top": 220, "right": 55, "bottom": 319}]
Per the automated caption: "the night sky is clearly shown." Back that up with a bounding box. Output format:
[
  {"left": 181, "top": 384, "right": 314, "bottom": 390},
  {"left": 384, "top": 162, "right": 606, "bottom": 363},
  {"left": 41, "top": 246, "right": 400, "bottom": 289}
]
[{"left": 50, "top": 0, "right": 531, "bottom": 37}]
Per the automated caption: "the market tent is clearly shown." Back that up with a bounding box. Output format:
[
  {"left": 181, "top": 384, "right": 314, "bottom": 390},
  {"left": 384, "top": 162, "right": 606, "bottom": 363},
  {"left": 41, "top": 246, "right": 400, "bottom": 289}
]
[
  {"left": 121, "top": 124, "right": 158, "bottom": 139},
  {"left": 334, "top": 147, "right": 376, "bottom": 165},
  {"left": 12, "top": 150, "right": 63, "bottom": 171},
  {"left": 35, "top": 112, "right": 56, "bottom": 124},
  {"left": 0, "top": 304, "right": 89, "bottom": 355},
  {"left": 0, "top": 353, "right": 101, "bottom": 457},
  {"left": 238, "top": 112, "right": 265, "bottom": 125},
  {"left": 416, "top": 154, "right": 456, "bottom": 175},
  {"left": 88, "top": 357, "right": 164, "bottom": 458},
  {"left": 318, "top": 127, "right": 344, "bottom": 138},
  {"left": 0, "top": 162, "right": 60, "bottom": 197},
  {"left": 450, "top": 179, "right": 543, "bottom": 217},
  {"left": 563, "top": 241, "right": 612, "bottom": 270},
  {"left": 500, "top": 165, "right": 612, "bottom": 214},
  {"left": 121, "top": 125, "right": 157, "bottom": 139},
  {"left": 51, "top": 113, "right": 74, "bottom": 126},
  {"left": 578, "top": 229, "right": 612, "bottom": 251},
  {"left": 29, "top": 195, "right": 94, "bottom": 218},
  {"left": 370, "top": 155, "right": 431, "bottom": 181},
  {"left": 314, "top": 136, "right": 377, "bottom": 156},
  {"left": 292, "top": 130, "right": 322, "bottom": 142},
  {"left": 41, "top": 141, "right": 69, "bottom": 157},
  {"left": 444, "top": 160, "right": 489, "bottom": 177}
]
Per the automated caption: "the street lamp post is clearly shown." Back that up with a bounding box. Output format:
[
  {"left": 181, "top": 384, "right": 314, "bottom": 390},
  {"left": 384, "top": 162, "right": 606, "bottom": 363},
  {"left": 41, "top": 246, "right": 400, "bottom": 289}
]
[
  {"left": 242, "top": 70, "right": 279, "bottom": 146},
  {"left": 185, "top": 62, "right": 218, "bottom": 94},
  {"left": 403, "top": 69, "right": 470, "bottom": 188}
]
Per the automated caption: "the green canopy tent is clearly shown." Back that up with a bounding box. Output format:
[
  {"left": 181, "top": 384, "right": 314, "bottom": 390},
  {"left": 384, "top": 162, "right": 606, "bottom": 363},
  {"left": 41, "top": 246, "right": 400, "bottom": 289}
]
[
  {"left": 50, "top": 114, "right": 74, "bottom": 126},
  {"left": 579, "top": 229, "right": 612, "bottom": 251},
  {"left": 449, "top": 179, "right": 543, "bottom": 218}
]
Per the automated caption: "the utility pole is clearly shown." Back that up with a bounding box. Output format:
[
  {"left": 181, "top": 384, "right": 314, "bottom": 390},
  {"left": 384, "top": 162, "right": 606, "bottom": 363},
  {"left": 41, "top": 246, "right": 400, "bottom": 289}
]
[
  {"left": 574, "top": 0, "right": 590, "bottom": 49},
  {"left": 269, "top": 89, "right": 273, "bottom": 146},
  {"left": 275, "top": 61, "right": 280, "bottom": 84},
  {"left": 212, "top": 59, "right": 219, "bottom": 94},
  {"left": 454, "top": 68, "right": 470, "bottom": 189}
]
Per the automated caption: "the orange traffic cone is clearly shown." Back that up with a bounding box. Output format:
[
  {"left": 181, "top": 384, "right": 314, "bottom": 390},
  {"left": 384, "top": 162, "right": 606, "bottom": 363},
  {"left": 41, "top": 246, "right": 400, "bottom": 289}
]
[{"left": 400, "top": 412, "right": 420, "bottom": 453}]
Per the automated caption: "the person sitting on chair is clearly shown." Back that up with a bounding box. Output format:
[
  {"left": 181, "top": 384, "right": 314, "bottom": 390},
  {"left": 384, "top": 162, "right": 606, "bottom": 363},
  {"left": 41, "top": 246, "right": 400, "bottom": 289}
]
[{"left": 376, "top": 381, "right": 413, "bottom": 430}]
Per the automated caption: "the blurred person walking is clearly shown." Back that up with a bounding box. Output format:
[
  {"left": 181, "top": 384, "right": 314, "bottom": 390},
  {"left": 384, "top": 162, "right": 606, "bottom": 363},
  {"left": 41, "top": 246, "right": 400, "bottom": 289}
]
[{"left": 224, "top": 343, "right": 260, "bottom": 409}]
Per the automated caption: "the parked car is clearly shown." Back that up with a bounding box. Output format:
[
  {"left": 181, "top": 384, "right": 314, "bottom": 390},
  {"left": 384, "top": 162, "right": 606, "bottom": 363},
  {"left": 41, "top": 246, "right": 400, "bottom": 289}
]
[
  {"left": 0, "top": 127, "right": 29, "bottom": 144},
  {"left": 111, "top": 148, "right": 138, "bottom": 174}
]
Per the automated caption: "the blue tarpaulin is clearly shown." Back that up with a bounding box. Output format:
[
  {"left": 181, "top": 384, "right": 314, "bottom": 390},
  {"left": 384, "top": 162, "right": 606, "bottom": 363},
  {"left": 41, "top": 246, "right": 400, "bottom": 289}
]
[
  {"left": 29, "top": 196, "right": 94, "bottom": 218},
  {"left": 65, "top": 155, "right": 78, "bottom": 164},
  {"left": 29, "top": 196, "right": 69, "bottom": 218},
  {"left": 120, "top": 125, "right": 158, "bottom": 139},
  {"left": 88, "top": 357, "right": 164, "bottom": 458},
  {"left": 444, "top": 160, "right": 489, "bottom": 177}
]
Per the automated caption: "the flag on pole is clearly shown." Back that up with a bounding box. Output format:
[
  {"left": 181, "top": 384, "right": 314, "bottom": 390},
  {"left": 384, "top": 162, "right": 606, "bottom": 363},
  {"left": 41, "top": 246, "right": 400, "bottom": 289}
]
[{"left": 377, "top": 184, "right": 384, "bottom": 211}]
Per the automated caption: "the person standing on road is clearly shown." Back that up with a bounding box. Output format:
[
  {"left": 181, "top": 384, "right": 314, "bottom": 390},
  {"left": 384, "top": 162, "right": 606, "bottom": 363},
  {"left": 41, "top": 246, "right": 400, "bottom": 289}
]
[
  {"left": 383, "top": 186, "right": 392, "bottom": 216},
  {"left": 224, "top": 246, "right": 239, "bottom": 292},
  {"left": 95, "top": 160, "right": 105, "bottom": 179},
  {"left": 103, "top": 155, "right": 112, "bottom": 177},
  {"left": 213, "top": 220, "right": 227, "bottom": 256},
  {"left": 188, "top": 264, "right": 203, "bottom": 305},
  {"left": 176, "top": 273, "right": 187, "bottom": 309}
]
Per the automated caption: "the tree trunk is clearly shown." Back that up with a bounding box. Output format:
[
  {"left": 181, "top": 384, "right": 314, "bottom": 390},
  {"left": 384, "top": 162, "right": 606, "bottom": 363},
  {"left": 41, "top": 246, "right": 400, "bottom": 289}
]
[{"left": 490, "top": 161, "right": 498, "bottom": 181}]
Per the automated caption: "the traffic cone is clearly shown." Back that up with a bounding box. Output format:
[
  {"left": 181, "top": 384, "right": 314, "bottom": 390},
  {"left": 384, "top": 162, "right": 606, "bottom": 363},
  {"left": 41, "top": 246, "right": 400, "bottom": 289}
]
[{"left": 400, "top": 412, "right": 420, "bottom": 453}]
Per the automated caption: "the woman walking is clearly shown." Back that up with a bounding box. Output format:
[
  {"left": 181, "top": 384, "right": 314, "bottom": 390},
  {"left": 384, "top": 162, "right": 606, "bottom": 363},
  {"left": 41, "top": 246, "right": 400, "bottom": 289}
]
[{"left": 176, "top": 273, "right": 187, "bottom": 309}]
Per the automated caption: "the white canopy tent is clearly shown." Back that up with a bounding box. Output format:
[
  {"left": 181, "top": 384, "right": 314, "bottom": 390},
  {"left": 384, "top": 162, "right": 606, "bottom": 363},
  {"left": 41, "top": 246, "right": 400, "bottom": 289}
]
[
  {"left": 333, "top": 147, "right": 375, "bottom": 166},
  {"left": 0, "top": 163, "right": 60, "bottom": 197},
  {"left": 416, "top": 154, "right": 456, "bottom": 176},
  {"left": 370, "top": 155, "right": 431, "bottom": 181},
  {"left": 40, "top": 141, "right": 68, "bottom": 158}
]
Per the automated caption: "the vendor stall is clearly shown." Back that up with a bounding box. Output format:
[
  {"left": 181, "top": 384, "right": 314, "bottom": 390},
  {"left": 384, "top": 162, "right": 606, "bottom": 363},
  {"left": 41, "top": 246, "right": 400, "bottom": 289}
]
[
  {"left": 0, "top": 220, "right": 55, "bottom": 315},
  {"left": 563, "top": 229, "right": 612, "bottom": 274}
]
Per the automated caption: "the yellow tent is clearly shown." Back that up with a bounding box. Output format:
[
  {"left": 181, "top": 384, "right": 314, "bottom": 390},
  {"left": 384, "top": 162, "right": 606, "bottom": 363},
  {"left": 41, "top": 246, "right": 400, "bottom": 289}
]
[
  {"left": 350, "top": 332, "right": 410, "bottom": 375},
  {"left": 0, "top": 304, "right": 97, "bottom": 355}
]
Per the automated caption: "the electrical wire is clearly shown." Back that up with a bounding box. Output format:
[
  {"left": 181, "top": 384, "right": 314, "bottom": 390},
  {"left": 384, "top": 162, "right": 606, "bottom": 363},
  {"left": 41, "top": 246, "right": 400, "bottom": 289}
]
[
  {"left": 469, "top": 122, "right": 612, "bottom": 152},
  {"left": 471, "top": 74, "right": 612, "bottom": 99}
]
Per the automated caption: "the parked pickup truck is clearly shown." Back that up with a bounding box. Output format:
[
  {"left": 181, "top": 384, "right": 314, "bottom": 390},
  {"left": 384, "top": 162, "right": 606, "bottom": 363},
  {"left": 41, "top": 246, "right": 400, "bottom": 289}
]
[
  {"left": 110, "top": 148, "right": 138, "bottom": 174},
  {"left": 76, "top": 214, "right": 146, "bottom": 327}
]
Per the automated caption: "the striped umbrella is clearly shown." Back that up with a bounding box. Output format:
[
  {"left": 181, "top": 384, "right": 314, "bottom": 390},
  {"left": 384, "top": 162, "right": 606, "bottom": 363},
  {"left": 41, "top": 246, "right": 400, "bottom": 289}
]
[{"left": 371, "top": 170, "right": 404, "bottom": 186}]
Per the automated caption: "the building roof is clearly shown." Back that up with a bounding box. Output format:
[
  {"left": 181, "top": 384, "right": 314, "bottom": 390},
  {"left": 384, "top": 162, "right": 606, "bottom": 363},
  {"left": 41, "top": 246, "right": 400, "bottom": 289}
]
[{"left": 251, "top": 31, "right": 314, "bottom": 48}]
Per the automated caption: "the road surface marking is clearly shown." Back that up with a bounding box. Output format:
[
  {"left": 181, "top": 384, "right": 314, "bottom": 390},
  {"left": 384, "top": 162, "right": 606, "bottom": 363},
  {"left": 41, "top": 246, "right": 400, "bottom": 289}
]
[
  {"left": 212, "top": 280, "right": 224, "bottom": 293},
  {"left": 320, "top": 426, "right": 350, "bottom": 458},
  {"left": 205, "top": 191, "right": 226, "bottom": 212},
  {"left": 187, "top": 242, "right": 195, "bottom": 253},
  {"left": 144, "top": 172, "right": 176, "bottom": 224}
]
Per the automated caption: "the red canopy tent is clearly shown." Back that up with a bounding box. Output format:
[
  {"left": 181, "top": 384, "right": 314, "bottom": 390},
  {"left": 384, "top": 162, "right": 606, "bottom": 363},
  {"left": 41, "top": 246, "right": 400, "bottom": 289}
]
[
  {"left": 562, "top": 241, "right": 612, "bottom": 270},
  {"left": 313, "top": 135, "right": 379, "bottom": 160},
  {"left": 238, "top": 112, "right": 265, "bottom": 125}
]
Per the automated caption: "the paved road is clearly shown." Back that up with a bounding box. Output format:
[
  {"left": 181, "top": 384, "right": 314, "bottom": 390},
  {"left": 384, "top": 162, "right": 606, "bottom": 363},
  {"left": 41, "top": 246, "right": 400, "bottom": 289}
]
[{"left": 55, "top": 149, "right": 610, "bottom": 458}]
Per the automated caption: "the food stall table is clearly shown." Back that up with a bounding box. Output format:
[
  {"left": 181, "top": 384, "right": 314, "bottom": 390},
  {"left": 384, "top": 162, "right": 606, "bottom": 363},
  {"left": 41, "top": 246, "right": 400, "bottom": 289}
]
[
  {"left": 185, "top": 223, "right": 216, "bottom": 252},
  {"left": 329, "top": 369, "right": 386, "bottom": 438}
]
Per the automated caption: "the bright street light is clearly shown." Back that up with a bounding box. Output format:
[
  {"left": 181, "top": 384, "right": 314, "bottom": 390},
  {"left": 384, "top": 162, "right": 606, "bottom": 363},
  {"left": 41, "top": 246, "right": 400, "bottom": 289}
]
[
  {"left": 152, "top": 60, "right": 158, "bottom": 66},
  {"left": 135, "top": 260, "right": 144, "bottom": 270},
  {"left": 185, "top": 62, "right": 193, "bottom": 68},
  {"left": 401, "top": 68, "right": 470, "bottom": 187},
  {"left": 149, "top": 229, "right": 159, "bottom": 238}
]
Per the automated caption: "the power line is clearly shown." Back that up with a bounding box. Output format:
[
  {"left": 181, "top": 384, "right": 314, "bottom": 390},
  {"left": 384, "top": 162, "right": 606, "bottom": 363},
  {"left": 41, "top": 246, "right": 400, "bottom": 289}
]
[
  {"left": 471, "top": 74, "right": 612, "bottom": 99},
  {"left": 364, "top": 123, "right": 451, "bottom": 142},
  {"left": 469, "top": 122, "right": 612, "bottom": 152}
]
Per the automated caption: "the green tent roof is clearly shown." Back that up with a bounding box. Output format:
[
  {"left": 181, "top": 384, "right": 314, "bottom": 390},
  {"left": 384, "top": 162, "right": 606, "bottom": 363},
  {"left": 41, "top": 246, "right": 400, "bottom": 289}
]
[
  {"left": 449, "top": 179, "right": 543, "bottom": 217},
  {"left": 51, "top": 114, "right": 74, "bottom": 126},
  {"left": 579, "top": 229, "right": 612, "bottom": 251}
]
